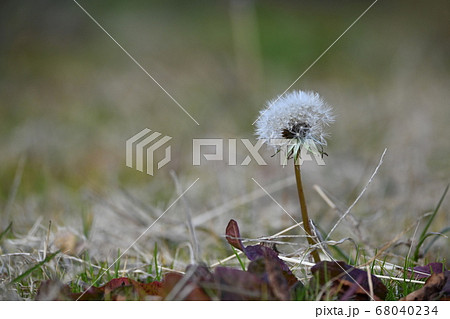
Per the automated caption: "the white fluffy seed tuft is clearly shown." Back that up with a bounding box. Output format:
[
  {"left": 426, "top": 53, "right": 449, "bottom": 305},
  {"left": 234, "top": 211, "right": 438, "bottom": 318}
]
[{"left": 255, "top": 90, "right": 334, "bottom": 151}]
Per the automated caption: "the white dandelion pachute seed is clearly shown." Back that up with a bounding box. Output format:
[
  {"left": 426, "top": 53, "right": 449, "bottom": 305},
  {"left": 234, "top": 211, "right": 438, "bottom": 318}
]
[{"left": 255, "top": 90, "right": 334, "bottom": 159}]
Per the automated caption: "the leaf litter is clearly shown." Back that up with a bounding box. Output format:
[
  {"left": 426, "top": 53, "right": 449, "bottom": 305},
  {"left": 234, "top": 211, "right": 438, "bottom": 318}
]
[{"left": 34, "top": 219, "right": 447, "bottom": 301}]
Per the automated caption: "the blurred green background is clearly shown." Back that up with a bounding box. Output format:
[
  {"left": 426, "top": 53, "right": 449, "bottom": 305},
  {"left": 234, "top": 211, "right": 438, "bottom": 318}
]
[{"left": 0, "top": 0, "right": 449, "bottom": 262}]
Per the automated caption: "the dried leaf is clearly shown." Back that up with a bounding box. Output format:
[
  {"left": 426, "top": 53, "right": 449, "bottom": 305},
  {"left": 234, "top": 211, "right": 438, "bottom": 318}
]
[
  {"left": 225, "top": 219, "right": 244, "bottom": 251},
  {"left": 160, "top": 266, "right": 213, "bottom": 301},
  {"left": 104, "top": 285, "right": 142, "bottom": 301},
  {"left": 186, "top": 263, "right": 215, "bottom": 283},
  {"left": 410, "top": 262, "right": 446, "bottom": 279},
  {"left": 214, "top": 267, "right": 274, "bottom": 300},
  {"left": 402, "top": 270, "right": 450, "bottom": 301},
  {"left": 226, "top": 219, "right": 298, "bottom": 289},
  {"left": 339, "top": 277, "right": 382, "bottom": 301},
  {"left": 248, "top": 248, "right": 298, "bottom": 285},
  {"left": 36, "top": 280, "right": 104, "bottom": 301},
  {"left": 72, "top": 286, "right": 105, "bottom": 301},
  {"left": 264, "top": 255, "right": 291, "bottom": 301},
  {"left": 160, "top": 272, "right": 183, "bottom": 298},
  {"left": 311, "top": 261, "right": 351, "bottom": 284},
  {"left": 101, "top": 277, "right": 132, "bottom": 291},
  {"left": 100, "top": 277, "right": 162, "bottom": 300},
  {"left": 311, "top": 261, "right": 387, "bottom": 301},
  {"left": 36, "top": 277, "right": 163, "bottom": 301},
  {"left": 140, "top": 281, "right": 163, "bottom": 296}
]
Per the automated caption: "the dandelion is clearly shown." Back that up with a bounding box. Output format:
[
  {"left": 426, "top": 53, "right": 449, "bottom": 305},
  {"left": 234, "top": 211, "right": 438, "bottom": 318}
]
[
  {"left": 256, "top": 90, "right": 334, "bottom": 157},
  {"left": 255, "top": 90, "right": 334, "bottom": 263}
]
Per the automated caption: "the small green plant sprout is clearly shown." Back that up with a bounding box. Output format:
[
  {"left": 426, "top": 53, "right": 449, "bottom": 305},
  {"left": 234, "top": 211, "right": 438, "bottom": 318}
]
[{"left": 255, "top": 90, "right": 334, "bottom": 263}]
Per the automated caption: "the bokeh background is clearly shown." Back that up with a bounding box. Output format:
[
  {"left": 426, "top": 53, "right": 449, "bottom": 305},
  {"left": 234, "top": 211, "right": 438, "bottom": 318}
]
[{"left": 1, "top": 0, "right": 449, "bottom": 275}]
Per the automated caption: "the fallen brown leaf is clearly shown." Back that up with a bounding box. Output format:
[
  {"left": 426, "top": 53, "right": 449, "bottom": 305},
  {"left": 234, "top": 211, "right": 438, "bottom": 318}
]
[
  {"left": 401, "top": 271, "right": 450, "bottom": 301},
  {"left": 310, "top": 261, "right": 387, "bottom": 301}
]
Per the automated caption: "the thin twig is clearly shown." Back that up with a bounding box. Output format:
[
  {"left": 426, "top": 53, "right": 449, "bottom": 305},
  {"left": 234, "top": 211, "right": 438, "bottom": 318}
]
[
  {"left": 326, "top": 148, "right": 387, "bottom": 240},
  {"left": 210, "top": 221, "right": 304, "bottom": 267},
  {"left": 314, "top": 184, "right": 365, "bottom": 242}
]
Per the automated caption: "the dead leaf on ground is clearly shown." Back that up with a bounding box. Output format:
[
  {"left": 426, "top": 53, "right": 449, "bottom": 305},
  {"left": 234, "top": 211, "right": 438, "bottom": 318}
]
[
  {"left": 36, "top": 280, "right": 103, "bottom": 301},
  {"left": 225, "top": 219, "right": 245, "bottom": 251},
  {"left": 402, "top": 270, "right": 450, "bottom": 301},
  {"left": 214, "top": 266, "right": 274, "bottom": 300},
  {"left": 36, "top": 277, "right": 163, "bottom": 301},
  {"left": 409, "top": 262, "right": 446, "bottom": 279},
  {"left": 310, "top": 261, "right": 387, "bottom": 301},
  {"left": 160, "top": 265, "right": 214, "bottom": 300},
  {"left": 225, "top": 219, "right": 298, "bottom": 290}
]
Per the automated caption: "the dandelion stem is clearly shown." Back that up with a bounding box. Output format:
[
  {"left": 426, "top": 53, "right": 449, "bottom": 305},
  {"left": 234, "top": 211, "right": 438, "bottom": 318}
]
[{"left": 294, "top": 162, "right": 321, "bottom": 263}]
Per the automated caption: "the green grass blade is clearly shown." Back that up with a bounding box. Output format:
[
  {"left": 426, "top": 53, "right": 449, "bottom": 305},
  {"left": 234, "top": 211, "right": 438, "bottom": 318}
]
[
  {"left": 114, "top": 249, "right": 121, "bottom": 278},
  {"left": 231, "top": 246, "right": 246, "bottom": 271},
  {"left": 413, "top": 184, "right": 449, "bottom": 261}
]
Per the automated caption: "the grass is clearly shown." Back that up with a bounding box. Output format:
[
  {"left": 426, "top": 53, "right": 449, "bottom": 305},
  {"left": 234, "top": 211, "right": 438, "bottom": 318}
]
[
  {"left": 1, "top": 184, "right": 446, "bottom": 300},
  {"left": 0, "top": 165, "right": 447, "bottom": 300}
]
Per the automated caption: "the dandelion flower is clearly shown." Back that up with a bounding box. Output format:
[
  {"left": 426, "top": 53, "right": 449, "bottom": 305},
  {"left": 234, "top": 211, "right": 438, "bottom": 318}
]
[
  {"left": 254, "top": 90, "right": 334, "bottom": 263},
  {"left": 255, "top": 90, "right": 334, "bottom": 155}
]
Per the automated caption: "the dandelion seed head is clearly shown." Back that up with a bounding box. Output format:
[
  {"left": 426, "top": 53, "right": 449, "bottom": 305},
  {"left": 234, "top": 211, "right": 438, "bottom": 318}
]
[{"left": 255, "top": 90, "right": 334, "bottom": 151}]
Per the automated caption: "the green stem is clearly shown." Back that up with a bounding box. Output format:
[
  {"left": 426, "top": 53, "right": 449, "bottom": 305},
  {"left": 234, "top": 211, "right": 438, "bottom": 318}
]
[{"left": 294, "top": 162, "right": 320, "bottom": 263}]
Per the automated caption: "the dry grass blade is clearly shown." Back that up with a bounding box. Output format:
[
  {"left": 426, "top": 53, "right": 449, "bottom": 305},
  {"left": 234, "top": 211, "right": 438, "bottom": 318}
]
[
  {"left": 326, "top": 148, "right": 387, "bottom": 240},
  {"left": 366, "top": 266, "right": 374, "bottom": 300},
  {"left": 314, "top": 184, "right": 366, "bottom": 245}
]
